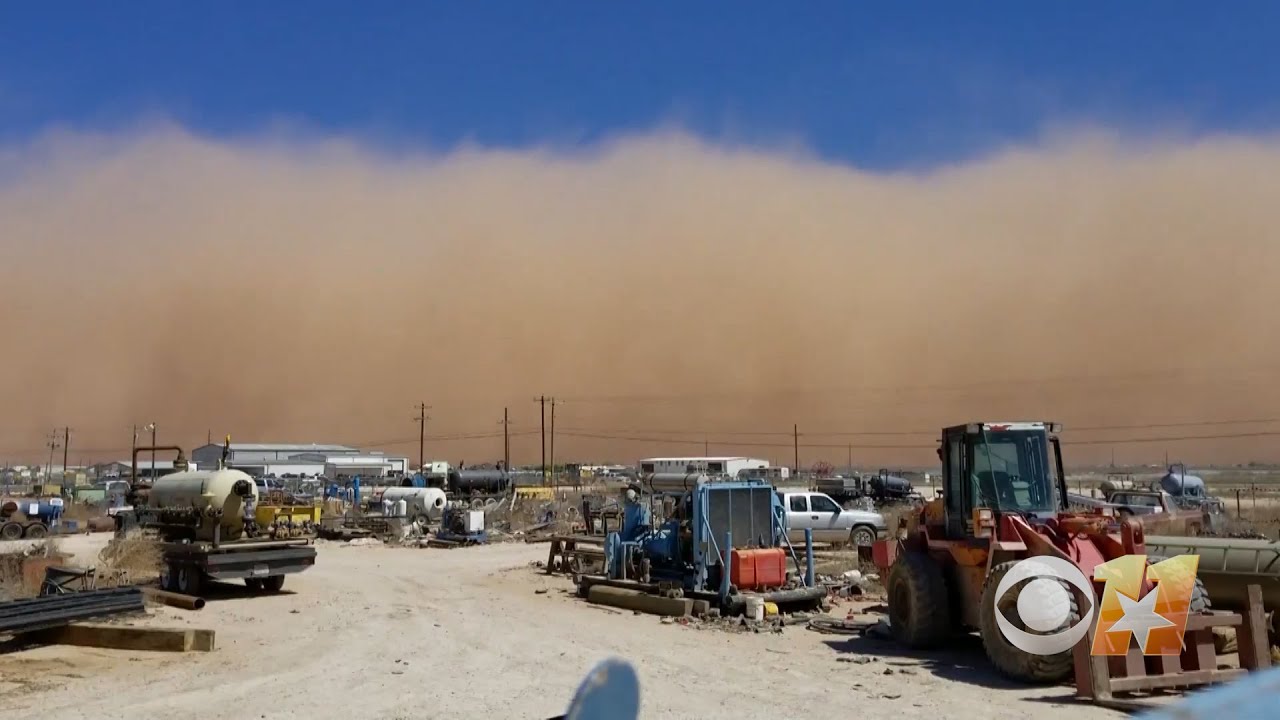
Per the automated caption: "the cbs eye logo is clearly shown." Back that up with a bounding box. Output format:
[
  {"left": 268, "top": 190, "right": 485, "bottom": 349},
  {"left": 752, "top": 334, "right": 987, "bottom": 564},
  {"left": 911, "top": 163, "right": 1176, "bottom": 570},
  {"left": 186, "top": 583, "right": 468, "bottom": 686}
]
[{"left": 992, "top": 556, "right": 1096, "bottom": 656}]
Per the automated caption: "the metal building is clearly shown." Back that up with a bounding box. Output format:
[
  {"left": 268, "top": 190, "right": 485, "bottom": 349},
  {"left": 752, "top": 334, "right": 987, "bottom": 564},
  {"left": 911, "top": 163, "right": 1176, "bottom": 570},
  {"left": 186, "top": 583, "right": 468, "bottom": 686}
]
[{"left": 191, "top": 443, "right": 359, "bottom": 471}]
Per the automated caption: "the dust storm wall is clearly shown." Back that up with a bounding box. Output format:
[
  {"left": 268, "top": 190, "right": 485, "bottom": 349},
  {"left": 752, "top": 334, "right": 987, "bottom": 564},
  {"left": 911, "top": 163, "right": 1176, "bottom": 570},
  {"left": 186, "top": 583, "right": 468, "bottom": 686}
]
[{"left": 2, "top": 126, "right": 1278, "bottom": 467}]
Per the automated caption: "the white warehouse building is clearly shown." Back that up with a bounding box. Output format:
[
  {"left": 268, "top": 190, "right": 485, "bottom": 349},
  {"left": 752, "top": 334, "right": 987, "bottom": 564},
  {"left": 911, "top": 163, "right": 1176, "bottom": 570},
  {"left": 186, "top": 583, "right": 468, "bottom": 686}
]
[
  {"left": 190, "top": 443, "right": 408, "bottom": 479},
  {"left": 637, "top": 456, "right": 771, "bottom": 477}
]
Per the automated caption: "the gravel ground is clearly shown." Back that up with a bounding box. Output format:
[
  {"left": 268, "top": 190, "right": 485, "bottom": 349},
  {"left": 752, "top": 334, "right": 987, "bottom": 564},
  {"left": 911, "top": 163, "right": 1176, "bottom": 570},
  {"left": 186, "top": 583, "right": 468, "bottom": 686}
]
[{"left": 0, "top": 534, "right": 1125, "bottom": 720}]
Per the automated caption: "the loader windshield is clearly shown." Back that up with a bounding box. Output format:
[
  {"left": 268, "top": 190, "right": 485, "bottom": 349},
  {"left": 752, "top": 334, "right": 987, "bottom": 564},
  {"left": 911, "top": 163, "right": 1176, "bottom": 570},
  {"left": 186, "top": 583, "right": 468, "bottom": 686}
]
[{"left": 971, "top": 429, "right": 1055, "bottom": 514}]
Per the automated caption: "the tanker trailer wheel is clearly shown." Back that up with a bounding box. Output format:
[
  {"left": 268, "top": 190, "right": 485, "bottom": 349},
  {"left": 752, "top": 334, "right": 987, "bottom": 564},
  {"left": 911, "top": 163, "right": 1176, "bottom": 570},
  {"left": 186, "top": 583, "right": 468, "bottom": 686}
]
[
  {"left": 1, "top": 522, "right": 23, "bottom": 541},
  {"left": 262, "top": 575, "right": 286, "bottom": 593},
  {"left": 886, "top": 552, "right": 952, "bottom": 648},
  {"left": 23, "top": 523, "right": 48, "bottom": 539},
  {"left": 979, "top": 560, "right": 1080, "bottom": 684},
  {"left": 174, "top": 565, "right": 203, "bottom": 596}
]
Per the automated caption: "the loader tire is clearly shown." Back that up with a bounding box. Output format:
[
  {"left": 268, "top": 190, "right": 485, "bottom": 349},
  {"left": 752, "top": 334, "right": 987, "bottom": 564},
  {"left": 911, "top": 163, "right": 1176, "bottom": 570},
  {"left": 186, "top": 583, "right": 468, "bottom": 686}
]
[
  {"left": 979, "top": 560, "right": 1079, "bottom": 684},
  {"left": 886, "top": 551, "right": 952, "bottom": 649},
  {"left": 1145, "top": 554, "right": 1211, "bottom": 613}
]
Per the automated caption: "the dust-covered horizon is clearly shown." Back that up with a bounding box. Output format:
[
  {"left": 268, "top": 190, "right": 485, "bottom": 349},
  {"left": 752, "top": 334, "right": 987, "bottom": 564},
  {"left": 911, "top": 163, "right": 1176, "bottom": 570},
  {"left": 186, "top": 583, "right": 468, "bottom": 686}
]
[{"left": 3, "top": 123, "right": 1280, "bottom": 469}]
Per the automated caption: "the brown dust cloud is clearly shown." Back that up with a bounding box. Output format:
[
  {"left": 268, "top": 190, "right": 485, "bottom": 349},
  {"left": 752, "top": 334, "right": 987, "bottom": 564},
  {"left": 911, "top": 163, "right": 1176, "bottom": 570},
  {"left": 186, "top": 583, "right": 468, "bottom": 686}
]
[{"left": 3, "top": 124, "right": 1280, "bottom": 469}]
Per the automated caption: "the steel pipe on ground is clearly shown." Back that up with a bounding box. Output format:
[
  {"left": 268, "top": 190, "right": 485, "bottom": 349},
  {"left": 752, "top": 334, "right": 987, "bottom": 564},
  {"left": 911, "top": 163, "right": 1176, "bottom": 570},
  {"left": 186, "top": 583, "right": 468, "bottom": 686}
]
[
  {"left": 142, "top": 587, "right": 206, "bottom": 611},
  {"left": 586, "top": 585, "right": 693, "bottom": 617},
  {"left": 0, "top": 587, "right": 146, "bottom": 634}
]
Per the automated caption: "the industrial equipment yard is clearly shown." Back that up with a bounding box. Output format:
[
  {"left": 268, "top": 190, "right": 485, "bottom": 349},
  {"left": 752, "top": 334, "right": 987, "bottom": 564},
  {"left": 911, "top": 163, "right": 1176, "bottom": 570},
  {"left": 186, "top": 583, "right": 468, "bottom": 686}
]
[{"left": 0, "top": 533, "right": 1121, "bottom": 720}]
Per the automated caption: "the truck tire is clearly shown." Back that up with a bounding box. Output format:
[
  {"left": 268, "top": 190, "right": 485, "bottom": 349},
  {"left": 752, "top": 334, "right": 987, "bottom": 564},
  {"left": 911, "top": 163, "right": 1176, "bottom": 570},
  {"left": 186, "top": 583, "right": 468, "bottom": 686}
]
[
  {"left": 849, "top": 525, "right": 876, "bottom": 547},
  {"left": 1145, "top": 554, "right": 1211, "bottom": 613},
  {"left": 1, "top": 522, "right": 23, "bottom": 541},
  {"left": 979, "top": 560, "right": 1079, "bottom": 684},
  {"left": 886, "top": 551, "right": 952, "bottom": 648},
  {"left": 262, "top": 575, "right": 286, "bottom": 593},
  {"left": 175, "top": 565, "right": 202, "bottom": 596},
  {"left": 245, "top": 578, "right": 264, "bottom": 591},
  {"left": 23, "top": 523, "right": 48, "bottom": 539}
]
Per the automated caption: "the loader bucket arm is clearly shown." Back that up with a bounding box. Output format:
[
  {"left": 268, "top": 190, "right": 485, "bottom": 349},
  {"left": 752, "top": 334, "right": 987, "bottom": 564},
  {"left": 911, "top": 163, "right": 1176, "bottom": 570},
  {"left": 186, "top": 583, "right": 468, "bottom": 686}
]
[{"left": 1004, "top": 513, "right": 1145, "bottom": 583}]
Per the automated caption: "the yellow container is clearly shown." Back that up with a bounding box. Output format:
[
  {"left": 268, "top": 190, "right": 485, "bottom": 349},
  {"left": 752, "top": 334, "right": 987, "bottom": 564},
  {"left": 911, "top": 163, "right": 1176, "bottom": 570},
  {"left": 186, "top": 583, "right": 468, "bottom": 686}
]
[
  {"left": 515, "top": 487, "right": 556, "bottom": 500},
  {"left": 255, "top": 504, "right": 322, "bottom": 527},
  {"left": 763, "top": 602, "right": 779, "bottom": 617}
]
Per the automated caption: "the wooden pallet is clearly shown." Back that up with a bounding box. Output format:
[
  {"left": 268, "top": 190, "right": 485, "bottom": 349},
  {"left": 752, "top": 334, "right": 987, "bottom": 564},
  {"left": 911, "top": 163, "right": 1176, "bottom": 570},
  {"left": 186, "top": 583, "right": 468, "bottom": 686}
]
[{"left": 1074, "top": 584, "right": 1272, "bottom": 702}]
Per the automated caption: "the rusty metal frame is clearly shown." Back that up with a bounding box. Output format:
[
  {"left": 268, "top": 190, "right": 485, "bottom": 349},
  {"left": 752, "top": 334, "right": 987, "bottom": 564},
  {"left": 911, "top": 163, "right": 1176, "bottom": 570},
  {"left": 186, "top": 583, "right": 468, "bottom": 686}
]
[{"left": 1074, "top": 584, "right": 1272, "bottom": 702}]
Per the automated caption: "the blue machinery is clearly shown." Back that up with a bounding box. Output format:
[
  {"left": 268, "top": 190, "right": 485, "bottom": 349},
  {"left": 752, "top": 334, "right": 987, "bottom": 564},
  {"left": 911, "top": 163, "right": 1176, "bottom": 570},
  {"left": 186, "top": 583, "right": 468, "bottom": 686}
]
[
  {"left": 436, "top": 505, "right": 489, "bottom": 545},
  {"left": 600, "top": 475, "right": 821, "bottom": 610}
]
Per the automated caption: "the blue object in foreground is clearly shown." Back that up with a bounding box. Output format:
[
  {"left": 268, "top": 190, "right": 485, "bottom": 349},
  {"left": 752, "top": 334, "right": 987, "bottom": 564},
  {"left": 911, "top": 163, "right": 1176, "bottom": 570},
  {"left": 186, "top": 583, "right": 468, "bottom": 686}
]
[
  {"left": 558, "top": 657, "right": 639, "bottom": 720},
  {"left": 1138, "top": 665, "right": 1280, "bottom": 720}
]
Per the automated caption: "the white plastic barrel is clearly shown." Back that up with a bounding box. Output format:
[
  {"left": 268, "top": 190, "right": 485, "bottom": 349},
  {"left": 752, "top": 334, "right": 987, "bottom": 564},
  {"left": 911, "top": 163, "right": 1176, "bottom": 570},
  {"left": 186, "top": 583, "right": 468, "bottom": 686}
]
[
  {"left": 395, "top": 499, "right": 408, "bottom": 518},
  {"left": 745, "top": 595, "right": 764, "bottom": 621}
]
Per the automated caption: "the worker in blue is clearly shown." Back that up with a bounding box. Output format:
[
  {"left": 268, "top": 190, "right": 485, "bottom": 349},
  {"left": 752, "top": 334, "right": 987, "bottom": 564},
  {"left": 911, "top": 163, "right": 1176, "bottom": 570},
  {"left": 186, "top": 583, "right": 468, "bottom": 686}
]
[{"left": 619, "top": 482, "right": 651, "bottom": 542}]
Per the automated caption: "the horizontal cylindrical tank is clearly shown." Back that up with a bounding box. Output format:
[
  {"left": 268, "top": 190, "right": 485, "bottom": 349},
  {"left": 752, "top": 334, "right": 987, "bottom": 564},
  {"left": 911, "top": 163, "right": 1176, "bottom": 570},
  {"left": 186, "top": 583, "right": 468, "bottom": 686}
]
[
  {"left": 870, "top": 475, "right": 912, "bottom": 494},
  {"left": 147, "top": 469, "right": 258, "bottom": 541},
  {"left": 451, "top": 470, "right": 510, "bottom": 495},
  {"left": 1, "top": 499, "right": 63, "bottom": 520},
  {"left": 381, "top": 487, "right": 447, "bottom": 522},
  {"left": 1144, "top": 535, "right": 1280, "bottom": 611},
  {"left": 1158, "top": 470, "right": 1206, "bottom": 497},
  {"left": 641, "top": 473, "right": 711, "bottom": 494}
]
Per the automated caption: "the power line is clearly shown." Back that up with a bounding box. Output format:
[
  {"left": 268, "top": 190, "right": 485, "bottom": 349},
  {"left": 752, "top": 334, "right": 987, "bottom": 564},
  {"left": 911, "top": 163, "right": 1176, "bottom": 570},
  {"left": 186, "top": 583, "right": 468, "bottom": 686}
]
[
  {"left": 1065, "top": 430, "right": 1280, "bottom": 446},
  {"left": 557, "top": 416, "right": 1280, "bottom": 438},
  {"left": 557, "top": 430, "right": 934, "bottom": 450},
  {"left": 5, "top": 416, "right": 1280, "bottom": 457},
  {"left": 558, "top": 427, "right": 1280, "bottom": 451}
]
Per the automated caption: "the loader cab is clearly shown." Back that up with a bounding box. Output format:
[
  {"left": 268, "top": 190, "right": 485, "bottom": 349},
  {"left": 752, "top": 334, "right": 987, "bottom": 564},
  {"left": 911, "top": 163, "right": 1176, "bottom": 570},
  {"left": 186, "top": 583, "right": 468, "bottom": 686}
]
[{"left": 940, "top": 422, "right": 1068, "bottom": 539}]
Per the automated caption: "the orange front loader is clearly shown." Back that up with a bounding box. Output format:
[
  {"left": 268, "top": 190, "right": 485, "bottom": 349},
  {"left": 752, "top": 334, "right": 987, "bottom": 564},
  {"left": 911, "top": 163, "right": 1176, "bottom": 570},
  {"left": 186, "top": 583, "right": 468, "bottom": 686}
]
[{"left": 872, "top": 422, "right": 1208, "bottom": 683}]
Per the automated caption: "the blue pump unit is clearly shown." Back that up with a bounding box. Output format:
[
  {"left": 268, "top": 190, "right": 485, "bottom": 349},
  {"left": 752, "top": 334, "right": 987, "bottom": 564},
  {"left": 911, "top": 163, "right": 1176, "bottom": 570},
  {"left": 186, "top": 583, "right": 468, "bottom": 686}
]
[{"left": 602, "top": 477, "right": 816, "bottom": 607}]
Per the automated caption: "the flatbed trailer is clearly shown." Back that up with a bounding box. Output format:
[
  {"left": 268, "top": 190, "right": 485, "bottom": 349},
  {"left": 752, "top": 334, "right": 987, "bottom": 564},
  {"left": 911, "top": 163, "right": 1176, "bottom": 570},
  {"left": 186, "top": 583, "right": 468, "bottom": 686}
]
[{"left": 158, "top": 536, "right": 317, "bottom": 596}]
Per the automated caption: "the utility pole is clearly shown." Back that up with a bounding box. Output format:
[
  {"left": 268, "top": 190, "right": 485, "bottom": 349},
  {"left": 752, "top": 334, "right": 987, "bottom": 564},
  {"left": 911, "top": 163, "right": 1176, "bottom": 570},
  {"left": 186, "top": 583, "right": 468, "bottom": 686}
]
[
  {"left": 793, "top": 424, "right": 800, "bottom": 474},
  {"left": 847, "top": 444, "right": 853, "bottom": 474},
  {"left": 549, "top": 398, "right": 561, "bottom": 483},
  {"left": 147, "top": 423, "right": 157, "bottom": 480},
  {"left": 704, "top": 438, "right": 709, "bottom": 455},
  {"left": 534, "top": 396, "right": 548, "bottom": 483},
  {"left": 45, "top": 431, "right": 60, "bottom": 485},
  {"left": 498, "top": 407, "right": 511, "bottom": 471},
  {"left": 62, "top": 427, "right": 70, "bottom": 485},
  {"left": 414, "top": 402, "right": 432, "bottom": 471}
]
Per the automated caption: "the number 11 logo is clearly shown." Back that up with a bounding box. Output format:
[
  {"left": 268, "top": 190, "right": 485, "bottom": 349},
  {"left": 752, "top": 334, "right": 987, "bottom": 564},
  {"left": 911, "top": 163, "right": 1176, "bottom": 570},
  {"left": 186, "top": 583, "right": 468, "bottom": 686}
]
[{"left": 1091, "top": 554, "right": 1200, "bottom": 656}]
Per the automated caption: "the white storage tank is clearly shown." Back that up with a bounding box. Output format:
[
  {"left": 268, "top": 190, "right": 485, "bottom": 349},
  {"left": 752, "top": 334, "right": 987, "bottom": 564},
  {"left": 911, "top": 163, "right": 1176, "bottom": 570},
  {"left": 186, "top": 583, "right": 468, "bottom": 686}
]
[
  {"left": 147, "top": 468, "right": 259, "bottom": 541},
  {"left": 381, "top": 487, "right": 448, "bottom": 524}
]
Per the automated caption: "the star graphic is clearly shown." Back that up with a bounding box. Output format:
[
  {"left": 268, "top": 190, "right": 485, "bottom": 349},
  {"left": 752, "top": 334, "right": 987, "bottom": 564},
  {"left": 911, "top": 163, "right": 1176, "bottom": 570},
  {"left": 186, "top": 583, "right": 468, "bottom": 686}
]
[{"left": 1108, "top": 589, "right": 1175, "bottom": 651}]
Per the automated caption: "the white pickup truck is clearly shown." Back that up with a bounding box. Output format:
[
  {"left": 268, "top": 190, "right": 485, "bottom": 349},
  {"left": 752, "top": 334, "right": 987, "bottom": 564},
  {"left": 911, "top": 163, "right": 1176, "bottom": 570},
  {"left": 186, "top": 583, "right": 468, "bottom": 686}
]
[{"left": 777, "top": 490, "right": 887, "bottom": 547}]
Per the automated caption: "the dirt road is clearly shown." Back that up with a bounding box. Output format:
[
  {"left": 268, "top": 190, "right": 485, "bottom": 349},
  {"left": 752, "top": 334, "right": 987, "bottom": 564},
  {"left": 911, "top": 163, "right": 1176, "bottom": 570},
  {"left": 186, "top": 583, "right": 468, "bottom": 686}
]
[{"left": 0, "top": 535, "right": 1121, "bottom": 720}]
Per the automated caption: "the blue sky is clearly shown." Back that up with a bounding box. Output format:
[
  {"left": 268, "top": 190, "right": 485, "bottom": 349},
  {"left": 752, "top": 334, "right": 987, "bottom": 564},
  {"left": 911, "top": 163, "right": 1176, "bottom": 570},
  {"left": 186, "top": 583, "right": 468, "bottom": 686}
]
[{"left": 1, "top": 2, "right": 1277, "bottom": 168}]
